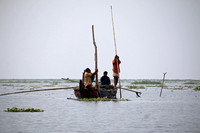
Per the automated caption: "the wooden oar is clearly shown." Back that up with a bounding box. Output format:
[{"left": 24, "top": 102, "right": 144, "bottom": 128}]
[
  {"left": 111, "top": 6, "right": 122, "bottom": 98},
  {"left": 0, "top": 87, "right": 76, "bottom": 96},
  {"left": 121, "top": 88, "right": 141, "bottom": 97}
]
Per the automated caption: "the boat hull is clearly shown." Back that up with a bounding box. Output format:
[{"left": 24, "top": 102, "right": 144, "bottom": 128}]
[{"left": 73, "top": 80, "right": 117, "bottom": 99}]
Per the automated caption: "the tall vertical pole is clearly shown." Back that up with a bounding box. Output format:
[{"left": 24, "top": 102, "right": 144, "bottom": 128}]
[
  {"left": 92, "top": 25, "right": 100, "bottom": 91},
  {"left": 111, "top": 6, "right": 118, "bottom": 55},
  {"left": 111, "top": 6, "right": 122, "bottom": 99}
]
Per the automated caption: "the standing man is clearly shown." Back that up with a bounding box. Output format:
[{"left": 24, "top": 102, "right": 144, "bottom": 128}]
[
  {"left": 84, "top": 68, "right": 99, "bottom": 98},
  {"left": 112, "top": 55, "right": 121, "bottom": 88}
]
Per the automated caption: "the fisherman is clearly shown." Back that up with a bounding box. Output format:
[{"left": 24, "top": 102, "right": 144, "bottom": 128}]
[
  {"left": 84, "top": 68, "right": 99, "bottom": 98},
  {"left": 112, "top": 55, "right": 121, "bottom": 88},
  {"left": 100, "top": 71, "right": 111, "bottom": 85}
]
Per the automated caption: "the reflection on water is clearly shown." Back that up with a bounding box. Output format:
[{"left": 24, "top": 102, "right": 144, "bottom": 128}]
[{"left": 0, "top": 79, "right": 200, "bottom": 133}]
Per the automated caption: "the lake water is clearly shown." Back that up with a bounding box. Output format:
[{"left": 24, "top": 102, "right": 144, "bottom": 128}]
[{"left": 0, "top": 79, "right": 200, "bottom": 133}]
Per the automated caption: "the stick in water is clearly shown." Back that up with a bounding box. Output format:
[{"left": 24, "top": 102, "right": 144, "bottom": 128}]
[{"left": 160, "top": 72, "right": 167, "bottom": 97}]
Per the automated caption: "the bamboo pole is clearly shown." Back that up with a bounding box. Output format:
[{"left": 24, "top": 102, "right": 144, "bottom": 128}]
[
  {"left": 92, "top": 25, "right": 100, "bottom": 91},
  {"left": 111, "top": 6, "right": 122, "bottom": 98},
  {"left": 111, "top": 6, "right": 118, "bottom": 55},
  {"left": 160, "top": 72, "right": 167, "bottom": 97},
  {"left": 0, "top": 87, "right": 76, "bottom": 96}
]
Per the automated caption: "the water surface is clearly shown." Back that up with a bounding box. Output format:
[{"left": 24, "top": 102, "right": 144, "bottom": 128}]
[{"left": 0, "top": 79, "right": 200, "bottom": 133}]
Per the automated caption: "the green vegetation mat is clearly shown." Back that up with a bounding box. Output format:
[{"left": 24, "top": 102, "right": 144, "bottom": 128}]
[
  {"left": 4, "top": 107, "right": 44, "bottom": 112},
  {"left": 127, "top": 85, "right": 145, "bottom": 89},
  {"left": 184, "top": 81, "right": 196, "bottom": 84},
  {"left": 77, "top": 97, "right": 130, "bottom": 101},
  {"left": 194, "top": 86, "right": 200, "bottom": 91},
  {"left": 78, "top": 97, "right": 112, "bottom": 101},
  {"left": 131, "top": 80, "right": 161, "bottom": 84}
]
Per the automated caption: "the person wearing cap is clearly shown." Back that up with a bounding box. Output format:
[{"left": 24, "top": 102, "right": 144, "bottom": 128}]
[{"left": 112, "top": 55, "right": 121, "bottom": 88}]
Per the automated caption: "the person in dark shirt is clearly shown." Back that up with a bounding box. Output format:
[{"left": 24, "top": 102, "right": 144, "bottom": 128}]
[{"left": 100, "top": 71, "right": 111, "bottom": 85}]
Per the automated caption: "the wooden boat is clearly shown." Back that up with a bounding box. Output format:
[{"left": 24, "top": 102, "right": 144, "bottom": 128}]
[
  {"left": 73, "top": 25, "right": 117, "bottom": 99},
  {"left": 73, "top": 80, "right": 117, "bottom": 99}
]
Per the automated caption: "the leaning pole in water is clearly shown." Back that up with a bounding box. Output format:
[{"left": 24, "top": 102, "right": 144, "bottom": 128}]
[
  {"left": 92, "top": 25, "right": 100, "bottom": 91},
  {"left": 110, "top": 6, "right": 122, "bottom": 99},
  {"left": 160, "top": 72, "right": 167, "bottom": 97}
]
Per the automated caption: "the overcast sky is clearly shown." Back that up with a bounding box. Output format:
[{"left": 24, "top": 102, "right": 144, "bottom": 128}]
[{"left": 0, "top": 0, "right": 199, "bottom": 79}]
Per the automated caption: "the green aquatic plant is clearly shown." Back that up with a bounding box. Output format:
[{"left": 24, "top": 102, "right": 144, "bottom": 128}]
[
  {"left": 52, "top": 82, "right": 58, "bottom": 85},
  {"left": 185, "top": 86, "right": 193, "bottom": 88},
  {"left": 30, "top": 87, "right": 35, "bottom": 91},
  {"left": 121, "top": 98, "right": 130, "bottom": 101},
  {"left": 78, "top": 97, "right": 111, "bottom": 101},
  {"left": 131, "top": 80, "right": 161, "bottom": 84},
  {"left": 157, "top": 85, "right": 168, "bottom": 88},
  {"left": 127, "top": 85, "right": 137, "bottom": 89},
  {"left": 147, "top": 85, "right": 168, "bottom": 88},
  {"left": 194, "top": 86, "right": 200, "bottom": 91},
  {"left": 1, "top": 84, "right": 14, "bottom": 86},
  {"left": 184, "top": 81, "right": 196, "bottom": 84},
  {"left": 43, "top": 84, "right": 54, "bottom": 87},
  {"left": 4, "top": 107, "right": 44, "bottom": 112},
  {"left": 29, "top": 85, "right": 41, "bottom": 90},
  {"left": 127, "top": 85, "right": 145, "bottom": 89},
  {"left": 173, "top": 87, "right": 183, "bottom": 90},
  {"left": 77, "top": 97, "right": 130, "bottom": 101},
  {"left": 17, "top": 88, "right": 25, "bottom": 90}
]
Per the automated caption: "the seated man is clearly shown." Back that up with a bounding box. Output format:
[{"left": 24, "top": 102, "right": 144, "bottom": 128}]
[
  {"left": 100, "top": 71, "right": 111, "bottom": 85},
  {"left": 84, "top": 68, "right": 99, "bottom": 98}
]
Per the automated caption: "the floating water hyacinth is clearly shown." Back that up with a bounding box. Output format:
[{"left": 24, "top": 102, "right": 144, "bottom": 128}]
[
  {"left": 184, "top": 81, "right": 196, "bottom": 84},
  {"left": 78, "top": 97, "right": 111, "bottom": 101},
  {"left": 77, "top": 97, "right": 130, "bottom": 101},
  {"left": 127, "top": 85, "right": 145, "bottom": 89},
  {"left": 131, "top": 80, "right": 161, "bottom": 84},
  {"left": 121, "top": 98, "right": 129, "bottom": 101},
  {"left": 194, "top": 86, "right": 200, "bottom": 91},
  {"left": 4, "top": 107, "right": 44, "bottom": 112}
]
